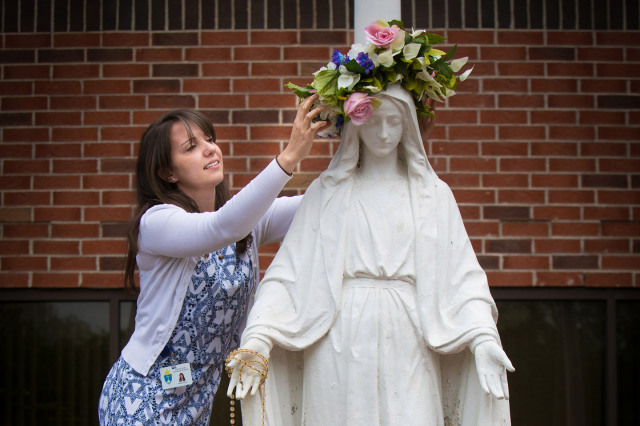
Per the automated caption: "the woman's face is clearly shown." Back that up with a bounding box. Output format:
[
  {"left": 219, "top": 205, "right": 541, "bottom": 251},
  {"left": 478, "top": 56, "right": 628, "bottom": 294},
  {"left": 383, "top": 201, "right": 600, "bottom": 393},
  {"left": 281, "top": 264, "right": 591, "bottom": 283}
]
[
  {"left": 167, "top": 121, "right": 224, "bottom": 196},
  {"left": 358, "top": 99, "right": 404, "bottom": 159}
]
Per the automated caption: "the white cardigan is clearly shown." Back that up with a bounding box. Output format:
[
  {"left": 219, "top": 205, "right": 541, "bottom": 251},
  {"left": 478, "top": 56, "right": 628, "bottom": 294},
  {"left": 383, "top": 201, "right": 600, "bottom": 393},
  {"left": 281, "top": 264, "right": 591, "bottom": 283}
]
[{"left": 122, "top": 160, "right": 299, "bottom": 376}]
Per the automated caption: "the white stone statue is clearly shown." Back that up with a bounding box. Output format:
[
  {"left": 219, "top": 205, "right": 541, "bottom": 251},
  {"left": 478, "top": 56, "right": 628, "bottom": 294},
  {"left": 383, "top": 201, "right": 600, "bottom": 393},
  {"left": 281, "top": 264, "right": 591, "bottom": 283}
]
[{"left": 227, "top": 84, "right": 514, "bottom": 425}]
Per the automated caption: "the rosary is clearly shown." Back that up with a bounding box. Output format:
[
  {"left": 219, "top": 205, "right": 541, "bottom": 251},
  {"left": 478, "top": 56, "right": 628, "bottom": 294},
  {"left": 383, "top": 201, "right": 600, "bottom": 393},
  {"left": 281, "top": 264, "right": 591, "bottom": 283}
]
[{"left": 225, "top": 349, "right": 269, "bottom": 426}]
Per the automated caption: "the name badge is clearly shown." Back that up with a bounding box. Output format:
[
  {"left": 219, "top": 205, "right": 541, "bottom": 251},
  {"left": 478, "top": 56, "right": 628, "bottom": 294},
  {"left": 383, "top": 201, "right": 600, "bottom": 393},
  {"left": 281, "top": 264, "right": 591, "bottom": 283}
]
[{"left": 160, "top": 363, "right": 193, "bottom": 390}]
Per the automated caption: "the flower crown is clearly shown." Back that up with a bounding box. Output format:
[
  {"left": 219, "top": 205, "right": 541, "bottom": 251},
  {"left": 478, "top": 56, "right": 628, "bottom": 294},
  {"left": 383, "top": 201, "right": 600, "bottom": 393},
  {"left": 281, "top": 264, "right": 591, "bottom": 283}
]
[{"left": 286, "top": 19, "right": 473, "bottom": 137}]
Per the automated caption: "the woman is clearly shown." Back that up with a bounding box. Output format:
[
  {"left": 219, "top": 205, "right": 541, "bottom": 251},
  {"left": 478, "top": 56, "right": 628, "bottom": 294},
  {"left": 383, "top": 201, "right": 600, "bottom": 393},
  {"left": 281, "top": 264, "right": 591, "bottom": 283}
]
[
  {"left": 228, "top": 85, "right": 513, "bottom": 425},
  {"left": 98, "top": 94, "right": 328, "bottom": 425}
]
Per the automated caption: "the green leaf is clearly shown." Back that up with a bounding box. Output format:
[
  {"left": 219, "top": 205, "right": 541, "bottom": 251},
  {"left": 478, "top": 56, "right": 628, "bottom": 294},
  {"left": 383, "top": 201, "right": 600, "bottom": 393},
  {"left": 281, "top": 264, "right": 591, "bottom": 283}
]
[
  {"left": 426, "top": 33, "right": 446, "bottom": 44},
  {"left": 440, "top": 45, "right": 458, "bottom": 62},
  {"left": 344, "top": 59, "right": 367, "bottom": 74},
  {"left": 388, "top": 19, "right": 405, "bottom": 29},
  {"left": 284, "top": 82, "right": 314, "bottom": 98},
  {"left": 313, "top": 69, "right": 340, "bottom": 97}
]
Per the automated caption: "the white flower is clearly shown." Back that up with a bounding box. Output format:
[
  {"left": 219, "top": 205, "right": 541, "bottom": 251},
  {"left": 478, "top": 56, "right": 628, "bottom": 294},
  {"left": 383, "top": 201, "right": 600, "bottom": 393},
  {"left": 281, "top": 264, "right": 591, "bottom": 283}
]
[
  {"left": 378, "top": 48, "right": 396, "bottom": 67},
  {"left": 337, "top": 65, "right": 360, "bottom": 91},
  {"left": 362, "top": 85, "right": 381, "bottom": 93},
  {"left": 411, "top": 29, "right": 425, "bottom": 37},
  {"left": 450, "top": 56, "right": 468, "bottom": 72},
  {"left": 459, "top": 66, "right": 474, "bottom": 81},
  {"left": 403, "top": 43, "right": 422, "bottom": 61},
  {"left": 347, "top": 43, "right": 367, "bottom": 59}
]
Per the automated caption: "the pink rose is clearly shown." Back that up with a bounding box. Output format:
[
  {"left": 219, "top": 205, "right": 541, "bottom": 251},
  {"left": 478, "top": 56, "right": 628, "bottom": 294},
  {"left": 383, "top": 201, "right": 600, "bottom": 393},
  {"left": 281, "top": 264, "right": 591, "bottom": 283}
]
[
  {"left": 365, "top": 23, "right": 401, "bottom": 49},
  {"left": 343, "top": 92, "right": 374, "bottom": 126}
]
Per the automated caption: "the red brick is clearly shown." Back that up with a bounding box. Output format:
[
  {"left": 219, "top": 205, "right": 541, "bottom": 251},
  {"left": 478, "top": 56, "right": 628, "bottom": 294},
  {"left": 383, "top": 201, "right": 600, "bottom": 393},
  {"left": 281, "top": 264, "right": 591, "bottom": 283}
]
[
  {"left": 50, "top": 256, "right": 96, "bottom": 271},
  {"left": 448, "top": 94, "right": 495, "bottom": 108},
  {"left": 0, "top": 176, "right": 31, "bottom": 189},
  {"left": 481, "top": 142, "right": 527, "bottom": 156},
  {"left": 135, "top": 48, "right": 182, "bottom": 62},
  {"left": 54, "top": 191, "right": 100, "bottom": 205},
  {"left": 83, "top": 240, "right": 127, "bottom": 255},
  {"left": 598, "top": 126, "right": 640, "bottom": 141},
  {"left": 602, "top": 222, "right": 640, "bottom": 236},
  {"left": 531, "top": 110, "right": 576, "bottom": 124},
  {"left": 249, "top": 30, "right": 298, "bottom": 45},
  {"left": 504, "top": 256, "right": 549, "bottom": 270},
  {"left": 498, "top": 94, "right": 544, "bottom": 108},
  {"left": 48, "top": 127, "right": 96, "bottom": 143},
  {"left": 578, "top": 47, "right": 624, "bottom": 62},
  {"left": 449, "top": 126, "right": 496, "bottom": 140},
  {"left": 2, "top": 256, "right": 47, "bottom": 271},
  {"left": 536, "top": 272, "right": 584, "bottom": 287},
  {"left": 480, "top": 110, "right": 527, "bottom": 124},
  {"left": 4, "top": 65, "right": 50, "bottom": 79},
  {"left": 81, "top": 272, "right": 124, "bottom": 288},
  {"left": 83, "top": 175, "right": 130, "bottom": 190},
  {"left": 202, "top": 31, "right": 249, "bottom": 46},
  {"left": 53, "top": 64, "right": 100, "bottom": 79},
  {"left": 548, "top": 63, "right": 593, "bottom": 77},
  {"left": 233, "top": 78, "right": 282, "bottom": 93},
  {"left": 4, "top": 159, "right": 50, "bottom": 174},
  {"left": 0, "top": 273, "right": 29, "bottom": 288},
  {"left": 4, "top": 191, "right": 51, "bottom": 206},
  {"left": 101, "top": 126, "right": 147, "bottom": 141},
  {"left": 599, "top": 191, "right": 640, "bottom": 205},
  {"left": 252, "top": 62, "right": 298, "bottom": 77},
  {"left": 500, "top": 158, "right": 546, "bottom": 172},
  {"left": 249, "top": 94, "right": 297, "bottom": 108},
  {"left": 486, "top": 271, "right": 533, "bottom": 287},
  {"left": 548, "top": 94, "right": 595, "bottom": 109},
  {"left": 50, "top": 95, "right": 97, "bottom": 110},
  {"left": 54, "top": 33, "right": 100, "bottom": 47},
  {"left": 432, "top": 142, "right": 479, "bottom": 156},
  {"left": 584, "top": 239, "right": 630, "bottom": 253},
  {"left": 0, "top": 241, "right": 30, "bottom": 254},
  {"left": 202, "top": 63, "right": 249, "bottom": 77},
  {"left": 199, "top": 94, "right": 246, "bottom": 108},
  {"left": 599, "top": 159, "right": 640, "bottom": 173},
  {"left": 548, "top": 190, "right": 595, "bottom": 204},
  {"left": 502, "top": 222, "right": 549, "bottom": 236},
  {"left": 547, "top": 31, "right": 594, "bottom": 45},
  {"left": 500, "top": 126, "right": 546, "bottom": 140},
  {"left": 534, "top": 238, "right": 582, "bottom": 253},
  {"left": 498, "top": 62, "right": 545, "bottom": 76},
  {"left": 51, "top": 224, "right": 99, "bottom": 238},
  {"left": 580, "top": 79, "right": 627, "bottom": 93},
  {"left": 102, "top": 33, "right": 150, "bottom": 47},
  {"left": 447, "top": 30, "right": 495, "bottom": 45},
  {"left": 103, "top": 63, "right": 150, "bottom": 78},
  {"left": 183, "top": 78, "right": 231, "bottom": 93},
  {"left": 602, "top": 256, "right": 640, "bottom": 269},
  {"left": 549, "top": 158, "right": 596, "bottom": 172},
  {"left": 35, "top": 80, "right": 82, "bottom": 95},
  {"left": 35, "top": 111, "right": 82, "bottom": 126},
  {"left": 34, "top": 207, "right": 81, "bottom": 221},
  {"left": 582, "top": 142, "right": 627, "bottom": 157},
  {"left": 482, "top": 173, "right": 529, "bottom": 188},
  {"left": 498, "top": 189, "right": 545, "bottom": 204},
  {"left": 450, "top": 157, "right": 497, "bottom": 172},
  {"left": 250, "top": 126, "right": 292, "bottom": 140},
  {"left": 0, "top": 81, "right": 32, "bottom": 95},
  {"left": 531, "top": 78, "right": 578, "bottom": 93},
  {"left": 84, "top": 207, "right": 131, "bottom": 221},
  {"left": 585, "top": 272, "right": 632, "bottom": 287},
  {"left": 5, "top": 34, "right": 52, "bottom": 48},
  {"left": 483, "top": 78, "right": 528, "bottom": 93},
  {"left": 99, "top": 95, "right": 146, "bottom": 109},
  {"left": 32, "top": 273, "right": 80, "bottom": 287},
  {"left": 85, "top": 143, "right": 132, "bottom": 157},
  {"left": 532, "top": 174, "right": 578, "bottom": 188},
  {"left": 2, "top": 96, "right": 48, "bottom": 111},
  {"left": 464, "top": 221, "right": 499, "bottom": 236},
  {"left": 552, "top": 222, "right": 600, "bottom": 236},
  {"left": 84, "top": 79, "right": 131, "bottom": 94},
  {"left": 579, "top": 111, "right": 625, "bottom": 125},
  {"left": 597, "top": 64, "right": 640, "bottom": 78},
  {"left": 101, "top": 190, "right": 135, "bottom": 205}
]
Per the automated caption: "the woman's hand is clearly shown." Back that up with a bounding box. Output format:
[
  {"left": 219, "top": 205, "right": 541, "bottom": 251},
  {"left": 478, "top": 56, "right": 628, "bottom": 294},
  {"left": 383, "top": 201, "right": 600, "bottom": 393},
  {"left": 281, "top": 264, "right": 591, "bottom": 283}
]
[
  {"left": 276, "top": 94, "right": 330, "bottom": 174},
  {"left": 474, "top": 340, "right": 515, "bottom": 400},
  {"left": 226, "top": 339, "right": 271, "bottom": 400}
]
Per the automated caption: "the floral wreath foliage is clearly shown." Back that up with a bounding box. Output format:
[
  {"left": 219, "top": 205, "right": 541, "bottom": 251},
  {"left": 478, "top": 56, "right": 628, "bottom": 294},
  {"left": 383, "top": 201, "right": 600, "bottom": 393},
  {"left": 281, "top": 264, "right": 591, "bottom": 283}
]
[{"left": 285, "top": 19, "right": 473, "bottom": 137}]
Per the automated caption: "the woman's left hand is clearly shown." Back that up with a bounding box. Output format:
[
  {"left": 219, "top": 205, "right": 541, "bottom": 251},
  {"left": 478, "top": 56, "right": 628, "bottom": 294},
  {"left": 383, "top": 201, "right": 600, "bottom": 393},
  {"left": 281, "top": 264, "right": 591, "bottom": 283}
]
[{"left": 474, "top": 340, "right": 515, "bottom": 400}]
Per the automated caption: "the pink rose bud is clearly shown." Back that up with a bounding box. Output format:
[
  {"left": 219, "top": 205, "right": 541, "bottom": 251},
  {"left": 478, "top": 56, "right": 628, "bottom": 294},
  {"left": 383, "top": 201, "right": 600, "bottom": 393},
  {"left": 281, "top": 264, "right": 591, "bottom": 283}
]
[
  {"left": 365, "top": 23, "right": 401, "bottom": 49},
  {"left": 344, "top": 92, "right": 374, "bottom": 126}
]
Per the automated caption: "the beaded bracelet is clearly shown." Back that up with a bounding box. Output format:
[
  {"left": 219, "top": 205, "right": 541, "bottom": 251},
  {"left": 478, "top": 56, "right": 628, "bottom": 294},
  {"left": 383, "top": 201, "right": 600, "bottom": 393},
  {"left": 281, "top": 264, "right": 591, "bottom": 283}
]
[{"left": 225, "top": 349, "right": 269, "bottom": 426}]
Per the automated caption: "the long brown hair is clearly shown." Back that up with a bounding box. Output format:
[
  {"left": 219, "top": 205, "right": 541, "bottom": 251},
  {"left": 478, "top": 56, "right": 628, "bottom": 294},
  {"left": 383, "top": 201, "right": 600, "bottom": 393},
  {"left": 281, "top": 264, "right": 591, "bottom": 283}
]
[{"left": 124, "top": 109, "right": 251, "bottom": 292}]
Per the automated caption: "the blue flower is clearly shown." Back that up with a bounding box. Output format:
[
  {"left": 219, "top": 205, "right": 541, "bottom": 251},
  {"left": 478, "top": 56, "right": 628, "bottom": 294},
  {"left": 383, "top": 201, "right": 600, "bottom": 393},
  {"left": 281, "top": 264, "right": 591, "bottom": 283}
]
[
  {"left": 332, "top": 49, "right": 345, "bottom": 66},
  {"left": 336, "top": 114, "right": 345, "bottom": 128},
  {"left": 356, "top": 52, "right": 375, "bottom": 74}
]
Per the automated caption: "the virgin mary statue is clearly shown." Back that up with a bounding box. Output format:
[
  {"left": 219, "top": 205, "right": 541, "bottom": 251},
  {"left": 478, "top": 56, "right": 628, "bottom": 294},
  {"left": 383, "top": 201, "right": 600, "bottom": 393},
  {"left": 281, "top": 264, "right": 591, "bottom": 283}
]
[{"left": 227, "top": 84, "right": 513, "bottom": 425}]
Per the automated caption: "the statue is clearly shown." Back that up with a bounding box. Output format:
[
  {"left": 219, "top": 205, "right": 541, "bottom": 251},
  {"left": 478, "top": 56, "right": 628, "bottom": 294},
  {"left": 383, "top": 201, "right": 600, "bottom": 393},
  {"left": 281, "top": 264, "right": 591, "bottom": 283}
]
[{"left": 227, "top": 84, "right": 514, "bottom": 425}]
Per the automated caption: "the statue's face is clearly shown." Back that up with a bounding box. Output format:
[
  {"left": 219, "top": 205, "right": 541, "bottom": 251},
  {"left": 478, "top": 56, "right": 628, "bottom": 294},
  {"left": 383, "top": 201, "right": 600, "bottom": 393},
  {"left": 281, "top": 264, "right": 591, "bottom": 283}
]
[{"left": 359, "top": 99, "right": 403, "bottom": 159}]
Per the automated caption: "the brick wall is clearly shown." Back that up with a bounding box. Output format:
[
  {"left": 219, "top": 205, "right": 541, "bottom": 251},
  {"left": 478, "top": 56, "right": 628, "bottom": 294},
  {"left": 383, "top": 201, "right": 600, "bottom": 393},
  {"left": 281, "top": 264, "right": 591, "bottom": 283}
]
[{"left": 1, "top": 0, "right": 639, "bottom": 289}]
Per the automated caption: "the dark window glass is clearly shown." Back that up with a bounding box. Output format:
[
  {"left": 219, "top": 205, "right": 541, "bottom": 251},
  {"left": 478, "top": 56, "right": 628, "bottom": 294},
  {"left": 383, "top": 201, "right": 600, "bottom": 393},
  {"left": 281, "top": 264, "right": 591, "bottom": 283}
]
[
  {"left": 21, "top": 0, "right": 36, "bottom": 32},
  {"left": 37, "top": 0, "right": 52, "bottom": 32},
  {"left": 448, "top": 0, "right": 462, "bottom": 28},
  {"left": 465, "top": 0, "right": 478, "bottom": 27},
  {"left": 151, "top": 0, "right": 166, "bottom": 30},
  {"left": 562, "top": 0, "right": 577, "bottom": 29},
  {"left": 119, "top": 0, "right": 133, "bottom": 30},
  {"left": 119, "top": 301, "right": 136, "bottom": 350},
  {"left": 617, "top": 301, "right": 640, "bottom": 425},
  {"left": 0, "top": 302, "right": 109, "bottom": 425},
  {"left": 103, "top": 0, "right": 118, "bottom": 30},
  {"left": 497, "top": 0, "right": 511, "bottom": 28},
  {"left": 251, "top": 0, "right": 265, "bottom": 29},
  {"left": 497, "top": 300, "right": 606, "bottom": 426},
  {"left": 86, "top": 0, "right": 101, "bottom": 30},
  {"left": 235, "top": 0, "right": 248, "bottom": 29},
  {"left": 4, "top": 0, "right": 19, "bottom": 32},
  {"left": 168, "top": 0, "right": 183, "bottom": 30},
  {"left": 578, "top": 0, "right": 593, "bottom": 29},
  {"left": 481, "top": 0, "right": 494, "bottom": 27}
]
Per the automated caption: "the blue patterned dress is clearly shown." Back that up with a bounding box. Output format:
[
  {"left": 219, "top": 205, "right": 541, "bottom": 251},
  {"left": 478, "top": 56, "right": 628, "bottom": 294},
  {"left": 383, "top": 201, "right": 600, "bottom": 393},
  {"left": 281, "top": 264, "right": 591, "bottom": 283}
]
[{"left": 99, "top": 243, "right": 253, "bottom": 425}]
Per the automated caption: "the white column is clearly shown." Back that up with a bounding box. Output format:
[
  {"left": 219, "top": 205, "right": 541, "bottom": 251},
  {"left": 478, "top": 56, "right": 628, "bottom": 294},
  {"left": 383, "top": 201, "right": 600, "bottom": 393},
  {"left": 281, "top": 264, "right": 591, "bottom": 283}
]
[{"left": 353, "top": 0, "right": 402, "bottom": 44}]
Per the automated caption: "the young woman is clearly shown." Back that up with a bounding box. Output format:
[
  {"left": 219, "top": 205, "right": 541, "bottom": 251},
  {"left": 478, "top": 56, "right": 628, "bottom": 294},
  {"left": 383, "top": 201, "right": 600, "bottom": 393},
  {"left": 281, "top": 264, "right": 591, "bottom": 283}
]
[{"left": 98, "top": 94, "right": 328, "bottom": 425}]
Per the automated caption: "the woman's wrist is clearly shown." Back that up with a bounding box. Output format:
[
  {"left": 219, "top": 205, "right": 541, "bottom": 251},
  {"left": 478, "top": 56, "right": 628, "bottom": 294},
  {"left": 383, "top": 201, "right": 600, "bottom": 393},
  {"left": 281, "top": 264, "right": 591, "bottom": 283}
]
[{"left": 275, "top": 154, "right": 295, "bottom": 176}]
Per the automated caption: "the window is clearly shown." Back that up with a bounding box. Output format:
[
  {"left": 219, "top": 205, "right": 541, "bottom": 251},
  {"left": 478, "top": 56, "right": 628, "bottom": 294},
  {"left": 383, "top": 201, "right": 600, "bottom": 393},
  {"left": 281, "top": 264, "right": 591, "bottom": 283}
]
[{"left": 1, "top": 288, "right": 638, "bottom": 425}]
